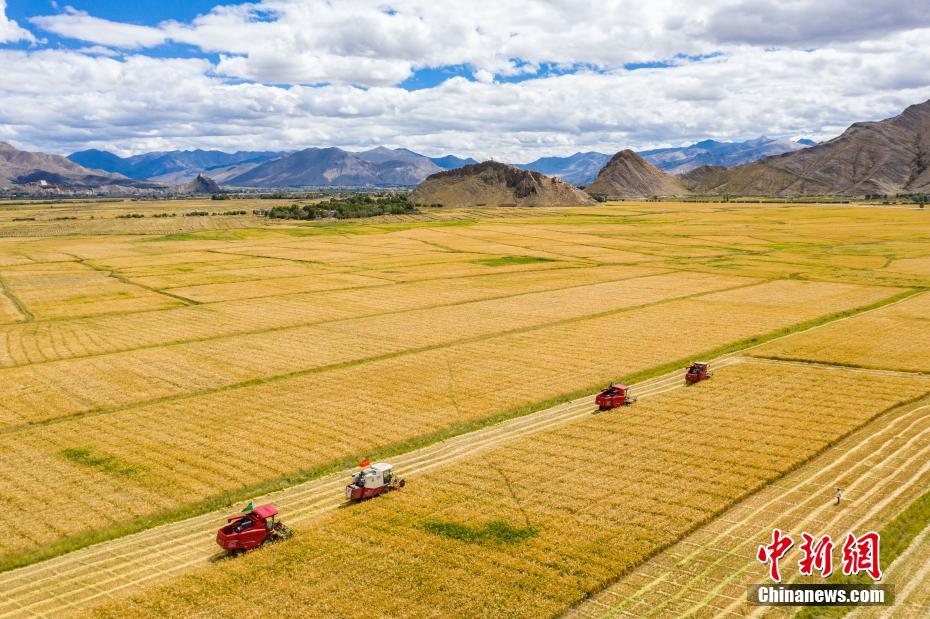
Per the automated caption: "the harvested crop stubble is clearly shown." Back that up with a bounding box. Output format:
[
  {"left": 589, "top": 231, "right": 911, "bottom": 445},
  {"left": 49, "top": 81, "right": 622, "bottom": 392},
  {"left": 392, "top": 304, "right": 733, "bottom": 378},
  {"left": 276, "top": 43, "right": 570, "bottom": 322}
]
[
  {"left": 207, "top": 233, "right": 445, "bottom": 264},
  {"left": 335, "top": 249, "right": 508, "bottom": 269},
  {"left": 0, "top": 262, "right": 182, "bottom": 319},
  {"left": 753, "top": 291, "right": 930, "bottom": 372},
  {"left": 87, "top": 362, "right": 930, "bottom": 619},
  {"left": 358, "top": 255, "right": 586, "bottom": 282},
  {"left": 0, "top": 264, "right": 660, "bottom": 368},
  {"left": 109, "top": 255, "right": 323, "bottom": 289},
  {"left": 0, "top": 271, "right": 746, "bottom": 428},
  {"left": 0, "top": 280, "right": 899, "bottom": 558},
  {"left": 0, "top": 215, "right": 258, "bottom": 238},
  {"left": 92, "top": 250, "right": 249, "bottom": 270},
  {"left": 883, "top": 255, "right": 930, "bottom": 275},
  {"left": 163, "top": 270, "right": 390, "bottom": 303},
  {"left": 407, "top": 227, "right": 655, "bottom": 264}
]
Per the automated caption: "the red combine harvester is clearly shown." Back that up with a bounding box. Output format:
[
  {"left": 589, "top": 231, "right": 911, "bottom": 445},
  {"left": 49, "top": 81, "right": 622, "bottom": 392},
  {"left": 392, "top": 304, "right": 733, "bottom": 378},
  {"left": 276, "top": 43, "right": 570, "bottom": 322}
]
[
  {"left": 216, "top": 504, "right": 293, "bottom": 553},
  {"left": 685, "top": 361, "right": 713, "bottom": 384},
  {"left": 346, "top": 461, "right": 405, "bottom": 501},
  {"left": 595, "top": 384, "right": 636, "bottom": 410}
]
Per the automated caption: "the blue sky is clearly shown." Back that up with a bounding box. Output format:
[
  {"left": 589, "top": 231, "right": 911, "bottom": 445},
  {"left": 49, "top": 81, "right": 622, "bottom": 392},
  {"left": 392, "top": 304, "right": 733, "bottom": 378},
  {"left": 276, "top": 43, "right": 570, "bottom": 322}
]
[
  {"left": 7, "top": 0, "right": 247, "bottom": 26},
  {"left": 1, "top": 0, "right": 928, "bottom": 158}
]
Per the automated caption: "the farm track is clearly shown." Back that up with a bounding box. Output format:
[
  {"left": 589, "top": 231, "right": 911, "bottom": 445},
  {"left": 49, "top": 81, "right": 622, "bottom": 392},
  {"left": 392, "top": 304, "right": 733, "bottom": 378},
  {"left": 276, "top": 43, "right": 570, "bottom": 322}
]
[
  {"left": 0, "top": 359, "right": 738, "bottom": 617},
  {"left": 564, "top": 398, "right": 930, "bottom": 619}
]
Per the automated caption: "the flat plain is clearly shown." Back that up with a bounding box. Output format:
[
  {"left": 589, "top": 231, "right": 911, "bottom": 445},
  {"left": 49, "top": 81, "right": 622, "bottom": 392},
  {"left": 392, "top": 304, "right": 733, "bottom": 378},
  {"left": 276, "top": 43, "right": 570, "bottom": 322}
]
[{"left": 0, "top": 198, "right": 928, "bottom": 617}]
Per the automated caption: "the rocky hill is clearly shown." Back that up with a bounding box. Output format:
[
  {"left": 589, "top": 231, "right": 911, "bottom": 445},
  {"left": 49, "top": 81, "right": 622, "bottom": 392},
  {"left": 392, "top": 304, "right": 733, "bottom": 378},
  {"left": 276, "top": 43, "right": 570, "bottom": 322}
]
[
  {"left": 178, "top": 173, "right": 222, "bottom": 194},
  {"left": 681, "top": 100, "right": 930, "bottom": 196},
  {"left": 410, "top": 161, "right": 595, "bottom": 207},
  {"left": 586, "top": 150, "right": 689, "bottom": 198}
]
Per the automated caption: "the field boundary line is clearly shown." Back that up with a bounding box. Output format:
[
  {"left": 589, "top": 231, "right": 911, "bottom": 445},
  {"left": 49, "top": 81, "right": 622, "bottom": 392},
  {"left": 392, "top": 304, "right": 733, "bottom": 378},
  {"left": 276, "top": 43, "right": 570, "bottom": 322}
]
[
  {"left": 0, "top": 266, "right": 674, "bottom": 370},
  {"left": 71, "top": 255, "right": 200, "bottom": 306},
  {"left": 0, "top": 274, "right": 32, "bottom": 321},
  {"left": 472, "top": 226, "right": 771, "bottom": 264},
  {"left": 3, "top": 254, "right": 598, "bottom": 324},
  {"left": 742, "top": 356, "right": 930, "bottom": 378},
  {"left": 1, "top": 277, "right": 764, "bottom": 435},
  {"left": 154, "top": 253, "right": 587, "bottom": 297},
  {"left": 0, "top": 287, "right": 918, "bottom": 573},
  {"left": 747, "top": 353, "right": 930, "bottom": 377}
]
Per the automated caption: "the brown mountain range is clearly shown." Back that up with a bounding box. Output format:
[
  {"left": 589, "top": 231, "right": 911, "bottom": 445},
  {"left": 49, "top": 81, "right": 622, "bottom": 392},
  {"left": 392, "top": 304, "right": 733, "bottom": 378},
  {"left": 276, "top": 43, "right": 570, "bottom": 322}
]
[
  {"left": 0, "top": 142, "right": 150, "bottom": 189},
  {"left": 586, "top": 150, "right": 689, "bottom": 198},
  {"left": 681, "top": 99, "right": 930, "bottom": 196}
]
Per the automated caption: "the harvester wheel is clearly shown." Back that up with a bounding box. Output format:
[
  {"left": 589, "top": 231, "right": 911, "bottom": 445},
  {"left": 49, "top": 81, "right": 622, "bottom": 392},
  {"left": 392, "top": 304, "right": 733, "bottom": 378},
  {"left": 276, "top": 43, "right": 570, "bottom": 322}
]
[{"left": 399, "top": 479, "right": 406, "bottom": 488}]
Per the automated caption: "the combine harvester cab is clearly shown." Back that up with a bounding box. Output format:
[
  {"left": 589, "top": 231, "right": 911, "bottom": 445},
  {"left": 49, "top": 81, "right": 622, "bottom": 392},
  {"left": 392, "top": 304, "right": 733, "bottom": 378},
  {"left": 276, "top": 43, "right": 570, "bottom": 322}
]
[
  {"left": 216, "top": 504, "right": 293, "bottom": 553},
  {"left": 685, "top": 361, "right": 713, "bottom": 384},
  {"left": 595, "top": 384, "right": 636, "bottom": 410},
  {"left": 346, "top": 462, "right": 405, "bottom": 501}
]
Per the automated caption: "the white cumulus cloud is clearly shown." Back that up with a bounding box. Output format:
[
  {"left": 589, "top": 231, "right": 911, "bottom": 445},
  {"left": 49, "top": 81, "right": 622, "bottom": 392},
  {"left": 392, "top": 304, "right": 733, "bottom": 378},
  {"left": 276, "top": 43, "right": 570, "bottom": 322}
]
[
  {"left": 2, "top": 0, "right": 929, "bottom": 159},
  {"left": 0, "top": 0, "right": 33, "bottom": 43}
]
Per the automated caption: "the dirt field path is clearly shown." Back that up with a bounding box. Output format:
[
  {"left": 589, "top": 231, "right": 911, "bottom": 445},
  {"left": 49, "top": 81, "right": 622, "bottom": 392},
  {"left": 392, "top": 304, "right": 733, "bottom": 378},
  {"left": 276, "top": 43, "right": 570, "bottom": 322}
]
[
  {"left": 565, "top": 394, "right": 930, "bottom": 619},
  {"left": 0, "top": 357, "right": 741, "bottom": 617}
]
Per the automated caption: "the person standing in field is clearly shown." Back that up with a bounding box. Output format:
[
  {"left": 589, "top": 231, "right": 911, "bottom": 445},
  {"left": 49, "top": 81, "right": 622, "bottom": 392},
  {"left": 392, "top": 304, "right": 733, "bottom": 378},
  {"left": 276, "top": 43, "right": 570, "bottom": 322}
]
[{"left": 835, "top": 488, "right": 842, "bottom": 505}]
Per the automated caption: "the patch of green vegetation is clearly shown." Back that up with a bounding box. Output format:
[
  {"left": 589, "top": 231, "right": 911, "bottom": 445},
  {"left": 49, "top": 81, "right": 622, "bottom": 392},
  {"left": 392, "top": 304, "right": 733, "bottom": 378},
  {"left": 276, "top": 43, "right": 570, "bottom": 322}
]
[
  {"left": 422, "top": 519, "right": 537, "bottom": 545},
  {"left": 472, "top": 255, "right": 557, "bottom": 267},
  {"left": 795, "top": 488, "right": 930, "bottom": 618},
  {"left": 267, "top": 193, "right": 417, "bottom": 220},
  {"left": 59, "top": 447, "right": 144, "bottom": 479}
]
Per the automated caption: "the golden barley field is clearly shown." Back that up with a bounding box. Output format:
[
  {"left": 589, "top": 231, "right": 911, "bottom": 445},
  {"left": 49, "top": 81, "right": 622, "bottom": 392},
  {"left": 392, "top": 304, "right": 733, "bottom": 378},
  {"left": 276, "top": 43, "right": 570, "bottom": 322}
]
[
  {"left": 752, "top": 289, "right": 930, "bottom": 372},
  {"left": 88, "top": 361, "right": 930, "bottom": 618},
  {"left": 0, "top": 198, "right": 929, "bottom": 615}
]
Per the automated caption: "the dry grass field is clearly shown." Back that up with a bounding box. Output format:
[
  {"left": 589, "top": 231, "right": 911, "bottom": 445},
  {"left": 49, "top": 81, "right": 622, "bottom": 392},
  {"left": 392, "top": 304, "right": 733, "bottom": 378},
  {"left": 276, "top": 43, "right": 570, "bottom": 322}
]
[{"left": 0, "top": 199, "right": 928, "bottom": 616}]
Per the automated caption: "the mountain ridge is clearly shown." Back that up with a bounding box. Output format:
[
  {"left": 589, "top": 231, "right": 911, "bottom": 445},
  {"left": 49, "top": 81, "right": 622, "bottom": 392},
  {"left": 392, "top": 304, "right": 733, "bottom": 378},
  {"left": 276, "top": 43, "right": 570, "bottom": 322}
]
[
  {"left": 515, "top": 137, "right": 814, "bottom": 186},
  {"left": 681, "top": 99, "right": 930, "bottom": 196},
  {"left": 68, "top": 146, "right": 478, "bottom": 187},
  {"left": 0, "top": 142, "right": 153, "bottom": 189}
]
